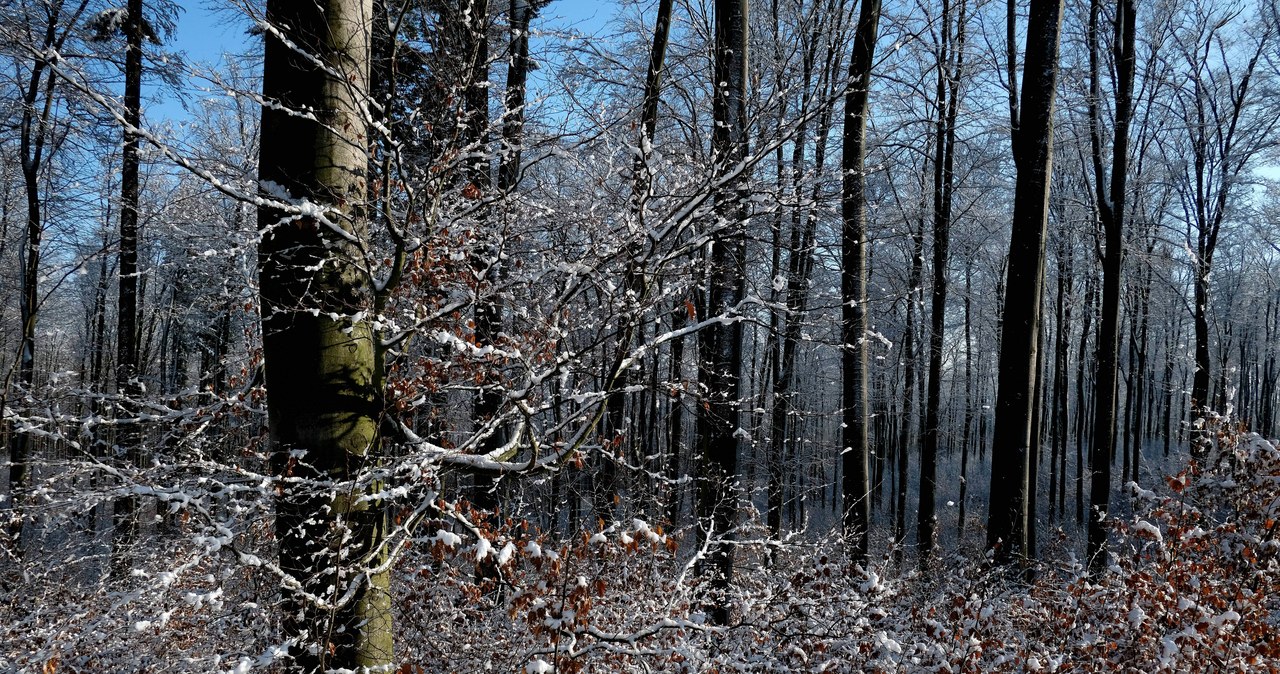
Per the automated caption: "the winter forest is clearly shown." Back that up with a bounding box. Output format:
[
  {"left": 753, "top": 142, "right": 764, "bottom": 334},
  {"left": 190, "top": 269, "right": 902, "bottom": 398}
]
[{"left": 3, "top": 0, "right": 1280, "bottom": 670}]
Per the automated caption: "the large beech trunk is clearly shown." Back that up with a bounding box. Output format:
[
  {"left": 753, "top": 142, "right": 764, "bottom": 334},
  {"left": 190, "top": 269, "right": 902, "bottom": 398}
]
[{"left": 257, "top": 0, "right": 392, "bottom": 668}]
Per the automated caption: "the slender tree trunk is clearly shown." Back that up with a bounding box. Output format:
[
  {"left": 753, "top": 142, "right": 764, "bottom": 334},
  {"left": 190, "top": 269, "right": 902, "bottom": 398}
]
[
  {"left": 958, "top": 260, "right": 973, "bottom": 539},
  {"left": 840, "top": 0, "right": 882, "bottom": 566},
  {"left": 1027, "top": 302, "right": 1047, "bottom": 559},
  {"left": 1162, "top": 326, "right": 1175, "bottom": 456},
  {"left": 1055, "top": 235, "right": 1072, "bottom": 520},
  {"left": 667, "top": 299, "right": 687, "bottom": 526},
  {"left": 458, "top": 0, "right": 509, "bottom": 516},
  {"left": 8, "top": 0, "right": 88, "bottom": 554},
  {"left": 1086, "top": 0, "right": 1135, "bottom": 572},
  {"left": 768, "top": 0, "right": 823, "bottom": 544},
  {"left": 696, "top": 0, "right": 748, "bottom": 624},
  {"left": 1130, "top": 260, "right": 1151, "bottom": 484},
  {"left": 1191, "top": 269, "right": 1212, "bottom": 423},
  {"left": 896, "top": 221, "right": 922, "bottom": 566},
  {"left": 1048, "top": 228, "right": 1068, "bottom": 523},
  {"left": 602, "top": 0, "right": 672, "bottom": 520},
  {"left": 920, "top": 0, "right": 965, "bottom": 564}
]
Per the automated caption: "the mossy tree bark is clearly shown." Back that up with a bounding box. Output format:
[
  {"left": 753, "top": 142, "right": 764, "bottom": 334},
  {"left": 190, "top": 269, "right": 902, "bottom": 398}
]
[{"left": 257, "top": 0, "right": 392, "bottom": 669}]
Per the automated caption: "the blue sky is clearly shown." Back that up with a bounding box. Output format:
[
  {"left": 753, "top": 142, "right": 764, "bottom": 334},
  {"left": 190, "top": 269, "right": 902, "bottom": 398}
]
[
  {"left": 169, "top": 0, "right": 618, "bottom": 62},
  {"left": 153, "top": 0, "right": 620, "bottom": 121}
]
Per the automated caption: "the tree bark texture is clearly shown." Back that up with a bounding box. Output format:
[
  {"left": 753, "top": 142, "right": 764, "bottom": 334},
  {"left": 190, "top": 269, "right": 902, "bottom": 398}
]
[
  {"left": 257, "top": 0, "right": 393, "bottom": 668},
  {"left": 920, "top": 0, "right": 965, "bottom": 564},
  {"left": 112, "top": 0, "right": 145, "bottom": 578}
]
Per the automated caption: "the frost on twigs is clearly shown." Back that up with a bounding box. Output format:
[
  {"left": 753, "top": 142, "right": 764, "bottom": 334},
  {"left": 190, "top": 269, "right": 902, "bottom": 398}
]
[
  {"left": 391, "top": 422, "right": 1280, "bottom": 672},
  {"left": 7, "top": 422, "right": 1280, "bottom": 672}
]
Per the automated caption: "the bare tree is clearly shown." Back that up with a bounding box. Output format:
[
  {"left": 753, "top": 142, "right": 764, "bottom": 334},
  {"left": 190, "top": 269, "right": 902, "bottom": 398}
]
[
  {"left": 919, "top": 0, "right": 967, "bottom": 565},
  {"left": 841, "top": 0, "right": 882, "bottom": 565},
  {"left": 696, "top": 0, "right": 749, "bottom": 624},
  {"left": 4, "top": 0, "right": 91, "bottom": 552},
  {"left": 986, "top": 0, "right": 1065, "bottom": 566},
  {"left": 1162, "top": 3, "right": 1278, "bottom": 447},
  {"left": 1084, "top": 0, "right": 1136, "bottom": 571}
]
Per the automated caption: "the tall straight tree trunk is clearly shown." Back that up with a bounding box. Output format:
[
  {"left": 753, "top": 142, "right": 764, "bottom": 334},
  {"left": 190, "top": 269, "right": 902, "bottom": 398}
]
[
  {"left": 1191, "top": 266, "right": 1212, "bottom": 435},
  {"left": 986, "top": 0, "right": 1064, "bottom": 565},
  {"left": 459, "top": 0, "right": 509, "bottom": 515},
  {"left": 793, "top": 24, "right": 843, "bottom": 531},
  {"left": 768, "top": 0, "right": 823, "bottom": 544},
  {"left": 920, "top": 0, "right": 965, "bottom": 564},
  {"left": 667, "top": 300, "right": 687, "bottom": 525},
  {"left": 1027, "top": 302, "right": 1047, "bottom": 559},
  {"left": 10, "top": 55, "right": 52, "bottom": 550},
  {"left": 1074, "top": 275, "right": 1095, "bottom": 524},
  {"left": 1129, "top": 257, "right": 1151, "bottom": 483},
  {"left": 958, "top": 259, "right": 973, "bottom": 539},
  {"left": 764, "top": 0, "right": 787, "bottom": 538},
  {"left": 1086, "top": 0, "right": 1135, "bottom": 572},
  {"left": 111, "top": 0, "right": 145, "bottom": 578},
  {"left": 1047, "top": 234, "right": 1064, "bottom": 523},
  {"left": 896, "top": 219, "right": 922, "bottom": 566},
  {"left": 603, "top": 0, "right": 673, "bottom": 518},
  {"left": 1162, "top": 325, "right": 1176, "bottom": 455},
  {"left": 499, "top": 0, "right": 534, "bottom": 196},
  {"left": 1261, "top": 300, "right": 1278, "bottom": 437},
  {"left": 1049, "top": 226, "right": 1072, "bottom": 522},
  {"left": 840, "top": 0, "right": 882, "bottom": 566},
  {"left": 631, "top": 0, "right": 676, "bottom": 520},
  {"left": 696, "top": 0, "right": 748, "bottom": 624},
  {"left": 257, "top": 0, "right": 392, "bottom": 668}
]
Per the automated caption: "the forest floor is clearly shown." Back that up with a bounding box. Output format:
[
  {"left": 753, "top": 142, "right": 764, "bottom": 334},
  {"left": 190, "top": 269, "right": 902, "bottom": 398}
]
[{"left": 2, "top": 421, "right": 1278, "bottom": 672}]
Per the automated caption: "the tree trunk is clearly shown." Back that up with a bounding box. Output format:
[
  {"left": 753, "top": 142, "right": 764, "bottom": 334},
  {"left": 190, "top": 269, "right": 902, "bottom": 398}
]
[
  {"left": 499, "top": 0, "right": 534, "bottom": 196},
  {"left": 695, "top": 0, "right": 748, "bottom": 624},
  {"left": 1047, "top": 225, "right": 1068, "bottom": 523},
  {"left": 896, "top": 220, "right": 922, "bottom": 566},
  {"left": 987, "top": 0, "right": 1064, "bottom": 565},
  {"left": 920, "top": 0, "right": 965, "bottom": 564},
  {"left": 958, "top": 260, "right": 973, "bottom": 539},
  {"left": 8, "top": 0, "right": 88, "bottom": 554},
  {"left": 667, "top": 299, "right": 687, "bottom": 526},
  {"left": 1086, "top": 0, "right": 1134, "bottom": 572},
  {"left": 258, "top": 0, "right": 392, "bottom": 668},
  {"left": 768, "top": 0, "right": 823, "bottom": 545},
  {"left": 111, "top": 0, "right": 146, "bottom": 578},
  {"left": 840, "top": 0, "right": 881, "bottom": 566}
]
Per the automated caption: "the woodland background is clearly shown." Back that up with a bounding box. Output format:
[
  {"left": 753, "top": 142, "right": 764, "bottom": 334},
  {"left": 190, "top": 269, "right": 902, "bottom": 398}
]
[{"left": 1, "top": 0, "right": 1280, "bottom": 671}]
